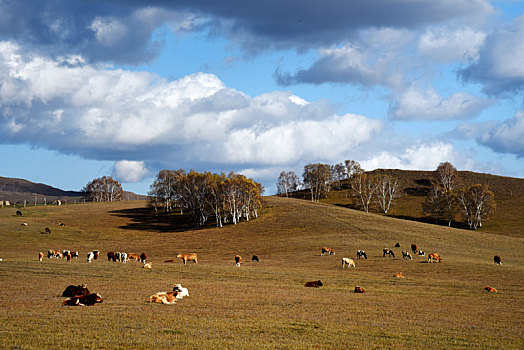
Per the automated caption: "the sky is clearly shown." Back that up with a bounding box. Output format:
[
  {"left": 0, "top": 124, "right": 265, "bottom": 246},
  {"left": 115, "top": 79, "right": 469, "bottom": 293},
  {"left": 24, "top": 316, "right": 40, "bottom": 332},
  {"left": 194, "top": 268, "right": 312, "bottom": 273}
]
[{"left": 0, "top": 0, "right": 523, "bottom": 195}]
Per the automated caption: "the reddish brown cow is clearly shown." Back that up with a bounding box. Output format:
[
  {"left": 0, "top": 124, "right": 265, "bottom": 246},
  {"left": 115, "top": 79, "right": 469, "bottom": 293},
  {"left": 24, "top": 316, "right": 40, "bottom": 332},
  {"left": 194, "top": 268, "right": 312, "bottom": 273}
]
[
  {"left": 62, "top": 284, "right": 90, "bottom": 297},
  {"left": 63, "top": 293, "right": 103, "bottom": 307},
  {"left": 304, "top": 280, "right": 323, "bottom": 288},
  {"left": 128, "top": 253, "right": 141, "bottom": 261},
  {"left": 485, "top": 286, "right": 498, "bottom": 293},
  {"left": 354, "top": 286, "right": 365, "bottom": 293},
  {"left": 321, "top": 247, "right": 335, "bottom": 256},
  {"left": 428, "top": 253, "right": 442, "bottom": 263},
  {"left": 177, "top": 253, "right": 198, "bottom": 265},
  {"left": 411, "top": 243, "right": 417, "bottom": 254},
  {"left": 149, "top": 291, "right": 178, "bottom": 304},
  {"left": 107, "top": 251, "right": 116, "bottom": 262}
]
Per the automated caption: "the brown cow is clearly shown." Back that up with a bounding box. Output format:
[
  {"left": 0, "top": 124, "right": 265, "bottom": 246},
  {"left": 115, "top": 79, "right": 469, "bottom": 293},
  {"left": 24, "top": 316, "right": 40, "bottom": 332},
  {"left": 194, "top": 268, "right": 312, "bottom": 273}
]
[
  {"left": 62, "top": 284, "right": 90, "bottom": 297},
  {"left": 235, "top": 255, "right": 242, "bottom": 267},
  {"left": 494, "top": 255, "right": 502, "bottom": 265},
  {"left": 485, "top": 286, "right": 498, "bottom": 293},
  {"left": 321, "top": 247, "right": 335, "bottom": 256},
  {"left": 176, "top": 253, "right": 198, "bottom": 265},
  {"left": 304, "top": 280, "right": 323, "bottom": 288},
  {"left": 383, "top": 248, "right": 395, "bottom": 257},
  {"left": 107, "top": 251, "right": 116, "bottom": 262},
  {"left": 354, "top": 286, "right": 365, "bottom": 293},
  {"left": 394, "top": 272, "right": 404, "bottom": 278},
  {"left": 63, "top": 293, "right": 103, "bottom": 307},
  {"left": 38, "top": 252, "right": 44, "bottom": 261},
  {"left": 411, "top": 243, "right": 417, "bottom": 254},
  {"left": 140, "top": 252, "right": 147, "bottom": 263},
  {"left": 428, "top": 253, "right": 442, "bottom": 263},
  {"left": 149, "top": 291, "right": 178, "bottom": 304},
  {"left": 128, "top": 253, "right": 141, "bottom": 261}
]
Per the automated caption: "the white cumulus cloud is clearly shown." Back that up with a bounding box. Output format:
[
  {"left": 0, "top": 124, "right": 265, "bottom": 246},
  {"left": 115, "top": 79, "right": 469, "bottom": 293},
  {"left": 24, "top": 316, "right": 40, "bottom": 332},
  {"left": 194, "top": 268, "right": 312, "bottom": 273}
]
[{"left": 113, "top": 160, "right": 149, "bottom": 183}]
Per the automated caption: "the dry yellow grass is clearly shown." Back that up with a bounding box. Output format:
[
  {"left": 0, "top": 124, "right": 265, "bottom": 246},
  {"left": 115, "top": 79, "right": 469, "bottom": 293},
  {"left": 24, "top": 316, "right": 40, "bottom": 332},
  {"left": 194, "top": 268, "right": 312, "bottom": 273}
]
[{"left": 0, "top": 197, "right": 522, "bottom": 349}]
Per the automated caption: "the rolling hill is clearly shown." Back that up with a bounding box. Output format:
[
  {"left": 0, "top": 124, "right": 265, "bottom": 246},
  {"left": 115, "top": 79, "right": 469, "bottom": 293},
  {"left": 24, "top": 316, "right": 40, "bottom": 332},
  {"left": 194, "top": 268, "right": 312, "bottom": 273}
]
[
  {"left": 0, "top": 176, "right": 146, "bottom": 204},
  {"left": 0, "top": 196, "right": 522, "bottom": 348}
]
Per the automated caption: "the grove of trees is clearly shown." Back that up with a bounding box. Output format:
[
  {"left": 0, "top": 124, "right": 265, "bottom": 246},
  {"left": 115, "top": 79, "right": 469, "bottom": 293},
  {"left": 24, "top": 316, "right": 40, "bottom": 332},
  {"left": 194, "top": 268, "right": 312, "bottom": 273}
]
[
  {"left": 148, "top": 170, "right": 263, "bottom": 228},
  {"left": 84, "top": 176, "right": 123, "bottom": 202}
]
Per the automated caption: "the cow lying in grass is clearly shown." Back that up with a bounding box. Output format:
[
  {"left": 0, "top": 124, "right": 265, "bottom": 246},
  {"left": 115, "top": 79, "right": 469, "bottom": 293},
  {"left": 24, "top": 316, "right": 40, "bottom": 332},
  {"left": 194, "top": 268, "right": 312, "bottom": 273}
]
[
  {"left": 304, "top": 280, "right": 323, "bottom": 288},
  {"left": 341, "top": 258, "right": 356, "bottom": 268},
  {"left": 354, "top": 286, "right": 365, "bottom": 293},
  {"left": 63, "top": 293, "right": 103, "bottom": 307},
  {"left": 173, "top": 284, "right": 189, "bottom": 299},
  {"left": 485, "top": 286, "right": 498, "bottom": 293},
  {"left": 62, "top": 284, "right": 90, "bottom": 297},
  {"left": 149, "top": 291, "right": 178, "bottom": 304},
  {"left": 143, "top": 262, "right": 152, "bottom": 269},
  {"left": 394, "top": 272, "right": 404, "bottom": 278}
]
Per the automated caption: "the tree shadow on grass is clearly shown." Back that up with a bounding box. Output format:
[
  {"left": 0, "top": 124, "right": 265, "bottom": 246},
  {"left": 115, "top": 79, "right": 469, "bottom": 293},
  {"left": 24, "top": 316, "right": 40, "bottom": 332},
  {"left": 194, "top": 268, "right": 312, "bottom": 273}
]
[{"left": 109, "top": 207, "right": 216, "bottom": 233}]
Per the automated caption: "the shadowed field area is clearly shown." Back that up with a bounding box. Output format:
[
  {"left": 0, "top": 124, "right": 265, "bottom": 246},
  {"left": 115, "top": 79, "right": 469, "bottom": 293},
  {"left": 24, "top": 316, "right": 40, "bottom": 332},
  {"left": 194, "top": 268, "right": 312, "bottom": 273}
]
[{"left": 0, "top": 197, "right": 522, "bottom": 349}]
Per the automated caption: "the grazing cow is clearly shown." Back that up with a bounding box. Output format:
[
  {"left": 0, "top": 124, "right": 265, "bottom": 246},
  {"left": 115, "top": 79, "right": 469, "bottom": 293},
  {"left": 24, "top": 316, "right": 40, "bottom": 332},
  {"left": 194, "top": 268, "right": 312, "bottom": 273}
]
[
  {"left": 71, "top": 251, "right": 78, "bottom": 259},
  {"left": 304, "top": 280, "right": 323, "bottom": 288},
  {"left": 128, "top": 253, "right": 141, "bottom": 262},
  {"left": 44, "top": 227, "right": 51, "bottom": 234},
  {"left": 411, "top": 243, "right": 417, "bottom": 254},
  {"left": 356, "top": 250, "right": 367, "bottom": 259},
  {"left": 342, "top": 257, "right": 356, "bottom": 268},
  {"left": 428, "top": 253, "right": 442, "bottom": 263},
  {"left": 235, "top": 255, "right": 242, "bottom": 267},
  {"left": 63, "top": 293, "right": 103, "bottom": 307},
  {"left": 402, "top": 251, "right": 413, "bottom": 260},
  {"left": 87, "top": 252, "right": 95, "bottom": 263},
  {"left": 252, "top": 255, "right": 259, "bottom": 262},
  {"left": 62, "top": 250, "right": 71, "bottom": 256},
  {"left": 149, "top": 291, "right": 178, "bottom": 305},
  {"left": 107, "top": 251, "right": 116, "bottom": 261},
  {"left": 394, "top": 272, "right": 404, "bottom": 278},
  {"left": 383, "top": 248, "right": 395, "bottom": 257},
  {"left": 394, "top": 243, "right": 400, "bottom": 248},
  {"left": 50, "top": 250, "right": 63, "bottom": 259},
  {"left": 140, "top": 252, "right": 147, "bottom": 263},
  {"left": 47, "top": 250, "right": 54, "bottom": 259},
  {"left": 93, "top": 250, "right": 100, "bottom": 260},
  {"left": 485, "top": 286, "right": 498, "bottom": 293},
  {"left": 176, "top": 253, "right": 198, "bottom": 265},
  {"left": 62, "top": 284, "right": 90, "bottom": 297},
  {"left": 494, "top": 255, "right": 502, "bottom": 265},
  {"left": 120, "top": 252, "right": 128, "bottom": 263},
  {"left": 173, "top": 284, "right": 189, "bottom": 299},
  {"left": 21, "top": 222, "right": 28, "bottom": 226},
  {"left": 65, "top": 252, "right": 72, "bottom": 262},
  {"left": 16, "top": 210, "right": 23, "bottom": 216},
  {"left": 38, "top": 252, "right": 44, "bottom": 261},
  {"left": 354, "top": 286, "right": 365, "bottom": 293},
  {"left": 418, "top": 250, "right": 426, "bottom": 256},
  {"left": 143, "top": 262, "right": 152, "bottom": 269},
  {"left": 321, "top": 247, "right": 335, "bottom": 256}
]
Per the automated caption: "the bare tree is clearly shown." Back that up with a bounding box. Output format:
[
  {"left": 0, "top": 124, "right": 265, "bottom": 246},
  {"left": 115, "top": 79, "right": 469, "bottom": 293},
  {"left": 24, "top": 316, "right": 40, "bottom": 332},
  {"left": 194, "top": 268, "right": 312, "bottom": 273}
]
[
  {"left": 423, "top": 183, "right": 443, "bottom": 223},
  {"left": 457, "top": 184, "right": 496, "bottom": 230},
  {"left": 276, "top": 171, "right": 300, "bottom": 197},
  {"left": 303, "top": 163, "right": 331, "bottom": 202},
  {"left": 374, "top": 174, "right": 399, "bottom": 213},
  {"left": 351, "top": 170, "right": 377, "bottom": 213}
]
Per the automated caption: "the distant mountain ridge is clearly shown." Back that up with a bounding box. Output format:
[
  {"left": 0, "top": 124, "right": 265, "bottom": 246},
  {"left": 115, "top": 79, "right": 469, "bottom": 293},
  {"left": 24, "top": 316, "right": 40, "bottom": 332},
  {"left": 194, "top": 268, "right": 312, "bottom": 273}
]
[{"left": 0, "top": 176, "right": 145, "bottom": 203}]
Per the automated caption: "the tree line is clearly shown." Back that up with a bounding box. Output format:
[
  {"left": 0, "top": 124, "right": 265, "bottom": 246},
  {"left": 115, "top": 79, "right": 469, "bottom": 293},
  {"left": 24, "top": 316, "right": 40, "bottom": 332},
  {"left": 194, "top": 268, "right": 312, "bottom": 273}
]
[
  {"left": 277, "top": 160, "right": 495, "bottom": 230},
  {"left": 148, "top": 170, "right": 263, "bottom": 228}
]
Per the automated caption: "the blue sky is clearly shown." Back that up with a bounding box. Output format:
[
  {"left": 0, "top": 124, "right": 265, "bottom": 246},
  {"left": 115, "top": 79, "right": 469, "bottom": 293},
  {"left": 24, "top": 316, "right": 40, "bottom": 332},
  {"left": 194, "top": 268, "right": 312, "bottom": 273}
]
[{"left": 0, "top": 1, "right": 523, "bottom": 195}]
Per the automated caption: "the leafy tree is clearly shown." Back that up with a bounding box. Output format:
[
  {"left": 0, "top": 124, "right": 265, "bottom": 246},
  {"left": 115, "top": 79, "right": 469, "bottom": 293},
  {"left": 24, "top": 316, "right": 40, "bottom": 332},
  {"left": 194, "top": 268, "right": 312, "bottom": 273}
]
[
  {"left": 457, "top": 184, "right": 496, "bottom": 230},
  {"left": 303, "top": 163, "right": 331, "bottom": 202},
  {"left": 435, "top": 162, "right": 459, "bottom": 226},
  {"left": 276, "top": 171, "right": 300, "bottom": 197},
  {"left": 84, "top": 176, "right": 123, "bottom": 202}
]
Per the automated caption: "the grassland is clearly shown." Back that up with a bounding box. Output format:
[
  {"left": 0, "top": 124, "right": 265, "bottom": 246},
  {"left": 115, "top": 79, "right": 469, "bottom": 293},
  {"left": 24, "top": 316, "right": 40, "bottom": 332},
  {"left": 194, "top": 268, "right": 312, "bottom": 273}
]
[{"left": 0, "top": 197, "right": 523, "bottom": 349}]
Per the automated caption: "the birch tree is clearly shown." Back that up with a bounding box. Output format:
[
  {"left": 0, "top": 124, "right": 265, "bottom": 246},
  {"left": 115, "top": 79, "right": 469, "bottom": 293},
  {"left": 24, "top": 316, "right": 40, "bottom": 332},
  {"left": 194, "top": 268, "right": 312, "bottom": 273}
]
[
  {"left": 84, "top": 176, "right": 123, "bottom": 202},
  {"left": 457, "top": 184, "right": 496, "bottom": 230},
  {"left": 374, "top": 174, "right": 399, "bottom": 214},
  {"left": 276, "top": 171, "right": 300, "bottom": 197},
  {"left": 351, "top": 171, "right": 377, "bottom": 213},
  {"left": 303, "top": 163, "right": 331, "bottom": 202},
  {"left": 435, "top": 162, "right": 459, "bottom": 227}
]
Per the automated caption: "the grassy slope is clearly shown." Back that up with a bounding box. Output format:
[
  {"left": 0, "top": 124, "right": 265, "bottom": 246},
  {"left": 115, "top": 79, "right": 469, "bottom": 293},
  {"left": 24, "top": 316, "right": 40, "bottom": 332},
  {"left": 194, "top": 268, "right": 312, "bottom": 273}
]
[
  {"left": 318, "top": 170, "right": 524, "bottom": 238},
  {"left": 0, "top": 198, "right": 522, "bottom": 349}
]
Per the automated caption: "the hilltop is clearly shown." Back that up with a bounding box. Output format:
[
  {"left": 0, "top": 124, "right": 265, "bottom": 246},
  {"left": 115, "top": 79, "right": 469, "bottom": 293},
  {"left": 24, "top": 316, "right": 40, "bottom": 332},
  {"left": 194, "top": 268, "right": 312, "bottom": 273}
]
[{"left": 294, "top": 169, "right": 524, "bottom": 237}]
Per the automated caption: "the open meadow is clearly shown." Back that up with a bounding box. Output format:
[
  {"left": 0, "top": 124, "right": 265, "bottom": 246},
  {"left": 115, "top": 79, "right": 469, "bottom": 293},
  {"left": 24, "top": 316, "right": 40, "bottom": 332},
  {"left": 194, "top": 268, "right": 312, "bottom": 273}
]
[{"left": 0, "top": 197, "right": 523, "bottom": 349}]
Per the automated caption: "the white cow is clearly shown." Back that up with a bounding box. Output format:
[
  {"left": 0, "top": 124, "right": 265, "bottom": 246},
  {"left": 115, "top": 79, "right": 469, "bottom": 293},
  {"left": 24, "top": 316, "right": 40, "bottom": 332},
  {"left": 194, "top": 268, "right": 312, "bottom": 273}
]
[
  {"left": 342, "top": 257, "right": 356, "bottom": 268},
  {"left": 121, "top": 252, "right": 128, "bottom": 263},
  {"left": 173, "top": 284, "right": 189, "bottom": 299}
]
